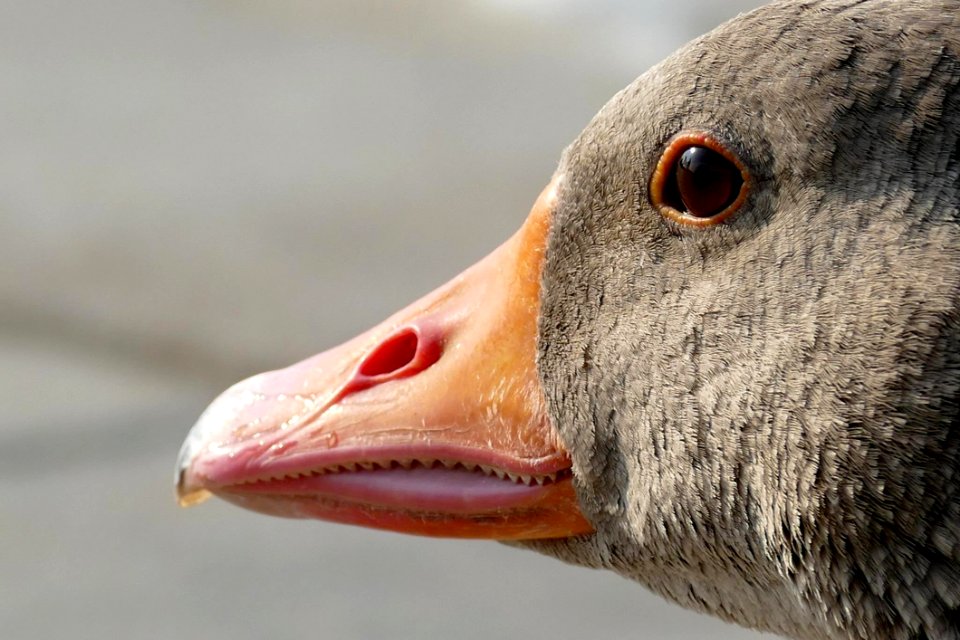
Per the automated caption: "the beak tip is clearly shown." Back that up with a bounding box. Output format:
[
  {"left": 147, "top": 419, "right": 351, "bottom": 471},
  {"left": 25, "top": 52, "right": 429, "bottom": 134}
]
[
  {"left": 177, "top": 488, "right": 213, "bottom": 508},
  {"left": 175, "top": 426, "right": 212, "bottom": 507},
  {"left": 175, "top": 464, "right": 213, "bottom": 508}
]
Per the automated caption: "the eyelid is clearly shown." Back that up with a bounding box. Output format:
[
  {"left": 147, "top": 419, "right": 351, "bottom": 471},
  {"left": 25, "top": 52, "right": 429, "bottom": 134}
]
[{"left": 649, "top": 132, "right": 751, "bottom": 227}]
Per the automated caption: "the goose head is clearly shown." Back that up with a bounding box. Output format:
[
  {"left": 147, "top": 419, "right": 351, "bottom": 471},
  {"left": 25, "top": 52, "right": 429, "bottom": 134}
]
[{"left": 177, "top": 1, "right": 960, "bottom": 637}]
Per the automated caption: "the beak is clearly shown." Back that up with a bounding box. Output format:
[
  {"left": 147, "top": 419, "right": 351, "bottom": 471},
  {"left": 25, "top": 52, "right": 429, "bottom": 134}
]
[{"left": 176, "top": 176, "right": 593, "bottom": 540}]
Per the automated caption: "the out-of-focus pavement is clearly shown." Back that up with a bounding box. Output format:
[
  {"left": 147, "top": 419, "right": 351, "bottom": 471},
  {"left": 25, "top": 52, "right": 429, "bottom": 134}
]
[{"left": 1, "top": 1, "right": 776, "bottom": 638}]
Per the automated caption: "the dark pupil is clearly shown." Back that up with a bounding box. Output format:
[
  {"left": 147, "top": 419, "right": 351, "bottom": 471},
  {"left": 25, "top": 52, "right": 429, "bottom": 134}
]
[{"left": 672, "top": 146, "right": 742, "bottom": 218}]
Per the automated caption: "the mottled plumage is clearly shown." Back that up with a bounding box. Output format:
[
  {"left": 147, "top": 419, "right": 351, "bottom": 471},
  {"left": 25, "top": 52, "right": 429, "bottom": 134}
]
[{"left": 526, "top": 1, "right": 960, "bottom": 638}]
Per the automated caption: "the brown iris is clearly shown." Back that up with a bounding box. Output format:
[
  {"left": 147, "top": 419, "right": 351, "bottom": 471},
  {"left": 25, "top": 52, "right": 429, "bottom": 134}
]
[{"left": 650, "top": 132, "right": 750, "bottom": 227}]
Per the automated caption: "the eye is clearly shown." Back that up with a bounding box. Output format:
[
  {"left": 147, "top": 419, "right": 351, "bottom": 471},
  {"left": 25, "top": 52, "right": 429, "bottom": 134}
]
[{"left": 650, "top": 132, "right": 750, "bottom": 227}]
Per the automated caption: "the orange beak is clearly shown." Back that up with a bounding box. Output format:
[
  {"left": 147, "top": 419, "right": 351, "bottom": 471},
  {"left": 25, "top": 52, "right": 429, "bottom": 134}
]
[{"left": 176, "top": 177, "right": 593, "bottom": 540}]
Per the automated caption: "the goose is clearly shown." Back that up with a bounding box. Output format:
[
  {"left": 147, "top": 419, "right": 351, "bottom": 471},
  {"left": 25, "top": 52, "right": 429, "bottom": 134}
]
[{"left": 176, "top": 1, "right": 960, "bottom": 638}]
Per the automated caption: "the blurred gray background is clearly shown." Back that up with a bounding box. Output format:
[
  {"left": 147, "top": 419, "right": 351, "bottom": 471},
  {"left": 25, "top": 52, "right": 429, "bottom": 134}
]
[{"left": 1, "top": 1, "right": 775, "bottom": 638}]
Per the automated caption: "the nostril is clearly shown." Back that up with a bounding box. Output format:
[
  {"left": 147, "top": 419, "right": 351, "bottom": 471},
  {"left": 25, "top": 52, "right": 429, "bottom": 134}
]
[
  {"left": 359, "top": 329, "right": 421, "bottom": 377},
  {"left": 340, "top": 326, "right": 443, "bottom": 399}
]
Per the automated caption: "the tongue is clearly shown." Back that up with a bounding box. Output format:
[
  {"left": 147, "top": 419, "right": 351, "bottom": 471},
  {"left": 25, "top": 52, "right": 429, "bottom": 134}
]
[{"left": 229, "top": 466, "right": 551, "bottom": 513}]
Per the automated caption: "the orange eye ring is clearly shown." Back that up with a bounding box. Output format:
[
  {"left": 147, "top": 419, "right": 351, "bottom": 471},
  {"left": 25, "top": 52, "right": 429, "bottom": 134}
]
[{"left": 649, "top": 132, "right": 751, "bottom": 227}]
